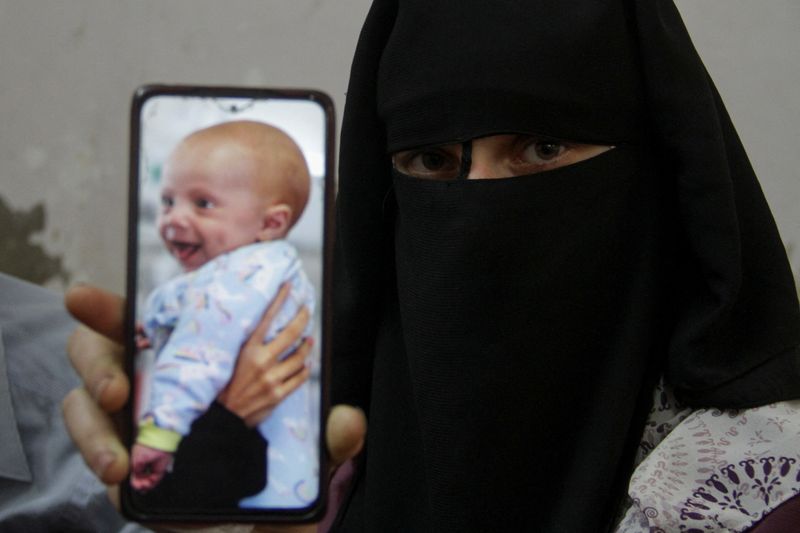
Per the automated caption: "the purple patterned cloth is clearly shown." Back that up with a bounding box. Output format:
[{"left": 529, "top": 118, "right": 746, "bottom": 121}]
[{"left": 616, "top": 381, "right": 800, "bottom": 532}]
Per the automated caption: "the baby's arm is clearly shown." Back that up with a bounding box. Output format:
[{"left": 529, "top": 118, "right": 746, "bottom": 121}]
[{"left": 142, "top": 253, "right": 289, "bottom": 443}]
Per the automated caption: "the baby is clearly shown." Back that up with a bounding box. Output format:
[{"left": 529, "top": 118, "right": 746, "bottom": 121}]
[{"left": 131, "top": 120, "right": 318, "bottom": 508}]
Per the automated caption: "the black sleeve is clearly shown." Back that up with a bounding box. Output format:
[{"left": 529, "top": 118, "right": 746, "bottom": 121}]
[
  {"left": 675, "top": 345, "right": 800, "bottom": 409},
  {"left": 133, "top": 401, "right": 267, "bottom": 510}
]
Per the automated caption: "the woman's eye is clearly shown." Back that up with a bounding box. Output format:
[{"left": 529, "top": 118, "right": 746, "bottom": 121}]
[
  {"left": 406, "top": 150, "right": 456, "bottom": 173},
  {"left": 195, "top": 198, "right": 215, "bottom": 209},
  {"left": 521, "top": 140, "right": 567, "bottom": 163},
  {"left": 419, "top": 151, "right": 449, "bottom": 171},
  {"left": 161, "top": 196, "right": 174, "bottom": 208},
  {"left": 393, "top": 148, "right": 460, "bottom": 179}
]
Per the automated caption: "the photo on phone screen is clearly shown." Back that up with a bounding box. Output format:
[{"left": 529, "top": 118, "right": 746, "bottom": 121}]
[{"left": 123, "top": 85, "right": 333, "bottom": 521}]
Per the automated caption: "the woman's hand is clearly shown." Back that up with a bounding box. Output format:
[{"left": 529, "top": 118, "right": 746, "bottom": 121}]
[
  {"left": 217, "top": 284, "right": 313, "bottom": 428},
  {"left": 61, "top": 284, "right": 366, "bottom": 531}
]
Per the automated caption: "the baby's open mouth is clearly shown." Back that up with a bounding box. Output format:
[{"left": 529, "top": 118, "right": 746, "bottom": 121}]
[{"left": 170, "top": 241, "right": 201, "bottom": 263}]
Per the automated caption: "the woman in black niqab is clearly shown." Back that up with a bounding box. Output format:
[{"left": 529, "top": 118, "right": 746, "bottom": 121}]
[{"left": 332, "top": 1, "right": 800, "bottom": 531}]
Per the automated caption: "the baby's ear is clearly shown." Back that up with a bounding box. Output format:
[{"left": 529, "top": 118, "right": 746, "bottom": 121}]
[{"left": 257, "top": 204, "right": 293, "bottom": 241}]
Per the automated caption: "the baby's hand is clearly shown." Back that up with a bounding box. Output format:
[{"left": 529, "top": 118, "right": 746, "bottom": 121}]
[
  {"left": 130, "top": 443, "right": 173, "bottom": 491},
  {"left": 134, "top": 322, "right": 151, "bottom": 350}
]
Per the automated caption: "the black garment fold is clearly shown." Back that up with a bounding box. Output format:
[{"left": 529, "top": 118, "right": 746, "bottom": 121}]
[{"left": 388, "top": 146, "right": 673, "bottom": 530}]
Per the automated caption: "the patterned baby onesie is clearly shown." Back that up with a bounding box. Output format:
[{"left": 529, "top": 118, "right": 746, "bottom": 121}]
[{"left": 140, "top": 240, "right": 318, "bottom": 508}]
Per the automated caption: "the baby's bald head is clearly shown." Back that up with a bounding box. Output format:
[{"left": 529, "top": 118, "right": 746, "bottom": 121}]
[{"left": 167, "top": 120, "right": 311, "bottom": 232}]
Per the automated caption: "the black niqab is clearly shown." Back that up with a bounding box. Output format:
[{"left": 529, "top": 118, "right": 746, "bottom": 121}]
[{"left": 332, "top": 1, "right": 800, "bottom": 531}]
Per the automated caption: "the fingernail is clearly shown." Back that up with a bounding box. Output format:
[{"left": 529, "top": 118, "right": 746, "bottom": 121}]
[
  {"left": 92, "top": 451, "right": 116, "bottom": 478},
  {"left": 92, "top": 376, "right": 112, "bottom": 402}
]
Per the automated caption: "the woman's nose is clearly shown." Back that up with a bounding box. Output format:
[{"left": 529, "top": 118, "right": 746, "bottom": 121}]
[
  {"left": 465, "top": 139, "right": 507, "bottom": 179},
  {"left": 466, "top": 159, "right": 507, "bottom": 180}
]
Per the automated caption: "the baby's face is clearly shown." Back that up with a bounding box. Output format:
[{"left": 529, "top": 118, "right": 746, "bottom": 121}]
[{"left": 158, "top": 142, "right": 267, "bottom": 271}]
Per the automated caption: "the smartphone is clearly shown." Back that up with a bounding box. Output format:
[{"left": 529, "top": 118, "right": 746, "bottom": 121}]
[{"left": 122, "top": 85, "right": 334, "bottom": 522}]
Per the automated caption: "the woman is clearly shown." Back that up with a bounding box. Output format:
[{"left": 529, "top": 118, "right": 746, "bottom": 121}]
[
  {"left": 64, "top": 0, "right": 799, "bottom": 531},
  {"left": 331, "top": 0, "right": 800, "bottom": 530}
]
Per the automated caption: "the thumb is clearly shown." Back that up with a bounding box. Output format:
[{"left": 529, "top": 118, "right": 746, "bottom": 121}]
[{"left": 326, "top": 404, "right": 367, "bottom": 468}]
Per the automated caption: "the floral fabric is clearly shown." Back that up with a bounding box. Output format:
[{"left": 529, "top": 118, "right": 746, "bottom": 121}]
[{"left": 617, "top": 381, "right": 800, "bottom": 532}]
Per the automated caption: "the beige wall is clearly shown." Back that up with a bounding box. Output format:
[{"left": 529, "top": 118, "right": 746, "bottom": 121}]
[{"left": 1, "top": 0, "right": 798, "bottom": 293}]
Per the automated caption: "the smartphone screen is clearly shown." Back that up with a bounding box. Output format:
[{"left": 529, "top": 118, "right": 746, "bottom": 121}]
[{"left": 122, "top": 85, "right": 333, "bottom": 522}]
